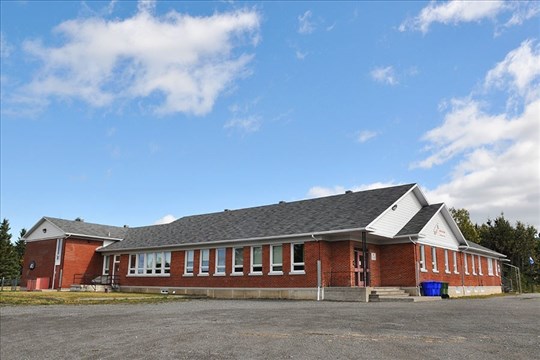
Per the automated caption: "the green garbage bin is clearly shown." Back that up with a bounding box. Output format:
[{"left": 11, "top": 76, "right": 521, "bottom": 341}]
[{"left": 441, "top": 282, "right": 449, "bottom": 297}]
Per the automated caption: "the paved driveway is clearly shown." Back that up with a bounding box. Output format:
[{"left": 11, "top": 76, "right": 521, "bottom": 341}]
[{"left": 1, "top": 294, "right": 539, "bottom": 359}]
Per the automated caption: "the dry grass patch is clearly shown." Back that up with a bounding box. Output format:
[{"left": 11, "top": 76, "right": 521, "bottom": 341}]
[{"left": 0, "top": 291, "right": 188, "bottom": 306}]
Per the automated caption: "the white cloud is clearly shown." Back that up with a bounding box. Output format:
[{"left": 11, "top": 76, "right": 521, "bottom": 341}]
[
  {"left": 295, "top": 50, "right": 307, "bottom": 60},
  {"left": 308, "top": 182, "right": 400, "bottom": 198},
  {"left": 357, "top": 130, "right": 378, "bottom": 143},
  {"left": 298, "top": 10, "right": 315, "bottom": 34},
  {"left": 484, "top": 39, "right": 540, "bottom": 102},
  {"left": 10, "top": 7, "right": 260, "bottom": 116},
  {"left": 370, "top": 66, "right": 398, "bottom": 86},
  {"left": 398, "top": 1, "right": 540, "bottom": 33},
  {"left": 224, "top": 116, "right": 261, "bottom": 133},
  {"left": 415, "top": 39, "right": 540, "bottom": 229},
  {"left": 154, "top": 214, "right": 176, "bottom": 225},
  {"left": 1, "top": 32, "right": 13, "bottom": 58}
]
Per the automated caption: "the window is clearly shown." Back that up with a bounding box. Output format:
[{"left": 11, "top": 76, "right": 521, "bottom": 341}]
[
  {"left": 270, "top": 245, "right": 283, "bottom": 273},
  {"left": 291, "top": 243, "right": 305, "bottom": 273},
  {"left": 495, "top": 260, "right": 499, "bottom": 276},
  {"left": 199, "top": 249, "right": 210, "bottom": 275},
  {"left": 164, "top": 252, "right": 171, "bottom": 274},
  {"left": 232, "top": 247, "right": 244, "bottom": 274},
  {"left": 487, "top": 258, "right": 494, "bottom": 276},
  {"left": 128, "top": 251, "right": 171, "bottom": 276},
  {"left": 129, "top": 254, "right": 137, "bottom": 274},
  {"left": 471, "top": 254, "right": 477, "bottom": 275},
  {"left": 185, "top": 250, "right": 194, "bottom": 275},
  {"left": 103, "top": 255, "right": 110, "bottom": 275},
  {"left": 478, "top": 255, "right": 483, "bottom": 275},
  {"left": 444, "top": 250, "right": 450, "bottom": 273},
  {"left": 431, "top": 247, "right": 438, "bottom": 272},
  {"left": 419, "top": 245, "right": 427, "bottom": 272},
  {"left": 251, "top": 246, "right": 262, "bottom": 274},
  {"left": 138, "top": 253, "right": 145, "bottom": 274},
  {"left": 146, "top": 253, "right": 154, "bottom": 274},
  {"left": 55, "top": 238, "right": 63, "bottom": 265},
  {"left": 215, "top": 248, "right": 226, "bottom": 275},
  {"left": 453, "top": 251, "right": 459, "bottom": 274},
  {"left": 155, "top": 252, "right": 163, "bottom": 274},
  {"left": 464, "top": 254, "right": 469, "bottom": 275}
]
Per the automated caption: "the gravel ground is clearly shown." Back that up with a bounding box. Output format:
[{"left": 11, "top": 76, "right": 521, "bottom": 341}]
[{"left": 1, "top": 294, "right": 539, "bottom": 360}]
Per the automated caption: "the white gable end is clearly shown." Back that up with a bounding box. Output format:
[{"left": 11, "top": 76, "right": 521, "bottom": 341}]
[
  {"left": 369, "top": 190, "right": 423, "bottom": 238},
  {"left": 419, "top": 211, "right": 461, "bottom": 250},
  {"left": 24, "top": 218, "right": 65, "bottom": 242}
]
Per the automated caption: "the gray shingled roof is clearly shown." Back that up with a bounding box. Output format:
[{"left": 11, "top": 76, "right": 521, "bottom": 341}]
[
  {"left": 395, "top": 204, "right": 444, "bottom": 237},
  {"left": 45, "top": 217, "right": 127, "bottom": 239},
  {"left": 103, "top": 183, "right": 416, "bottom": 251},
  {"left": 465, "top": 241, "right": 506, "bottom": 257}
]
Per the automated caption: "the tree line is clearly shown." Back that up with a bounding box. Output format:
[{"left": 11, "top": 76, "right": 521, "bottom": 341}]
[
  {"left": 450, "top": 208, "right": 539, "bottom": 287},
  {"left": 0, "top": 219, "right": 26, "bottom": 280}
]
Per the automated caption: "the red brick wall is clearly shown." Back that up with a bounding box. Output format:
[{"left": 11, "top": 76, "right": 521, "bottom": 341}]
[
  {"left": 377, "top": 243, "right": 416, "bottom": 287},
  {"left": 61, "top": 238, "right": 104, "bottom": 288},
  {"left": 118, "top": 242, "right": 320, "bottom": 288},
  {"left": 21, "top": 239, "right": 57, "bottom": 288},
  {"left": 368, "top": 244, "right": 382, "bottom": 287},
  {"left": 418, "top": 246, "right": 501, "bottom": 287}
]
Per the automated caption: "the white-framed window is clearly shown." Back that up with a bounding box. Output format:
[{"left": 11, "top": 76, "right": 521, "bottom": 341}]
[
  {"left": 103, "top": 255, "right": 110, "bottom": 275},
  {"left": 251, "top": 246, "right": 263, "bottom": 274},
  {"left": 128, "top": 251, "right": 171, "bottom": 276},
  {"left": 185, "top": 250, "right": 194, "bottom": 275},
  {"left": 215, "top": 248, "right": 226, "bottom": 275},
  {"left": 232, "top": 247, "right": 244, "bottom": 274},
  {"left": 453, "top": 251, "right": 459, "bottom": 274},
  {"left": 146, "top": 253, "right": 154, "bottom": 274},
  {"left": 270, "top": 245, "right": 283, "bottom": 274},
  {"left": 55, "top": 238, "right": 63, "bottom": 265},
  {"left": 291, "top": 243, "right": 305, "bottom": 273},
  {"left": 487, "top": 258, "right": 494, "bottom": 276},
  {"left": 464, "top": 253, "right": 469, "bottom": 275},
  {"left": 478, "top": 255, "right": 483, "bottom": 275},
  {"left": 444, "top": 250, "right": 450, "bottom": 273},
  {"left": 495, "top": 260, "right": 499, "bottom": 276},
  {"left": 199, "top": 249, "right": 210, "bottom": 275},
  {"left": 472, "top": 254, "right": 477, "bottom": 275},
  {"left": 431, "top": 247, "right": 438, "bottom": 272},
  {"left": 419, "top": 245, "right": 427, "bottom": 272}
]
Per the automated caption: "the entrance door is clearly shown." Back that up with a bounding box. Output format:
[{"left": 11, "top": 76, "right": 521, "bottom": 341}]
[
  {"left": 111, "top": 255, "right": 120, "bottom": 286},
  {"left": 353, "top": 250, "right": 365, "bottom": 287}
]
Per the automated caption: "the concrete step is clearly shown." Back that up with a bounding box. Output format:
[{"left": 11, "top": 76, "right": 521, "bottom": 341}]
[{"left": 369, "top": 287, "right": 412, "bottom": 302}]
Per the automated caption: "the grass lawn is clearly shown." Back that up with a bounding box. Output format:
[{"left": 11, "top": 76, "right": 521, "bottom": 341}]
[{"left": 0, "top": 291, "right": 189, "bottom": 306}]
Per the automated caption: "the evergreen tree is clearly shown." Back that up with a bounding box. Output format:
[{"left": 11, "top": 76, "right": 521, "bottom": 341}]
[
  {"left": 14, "top": 228, "right": 27, "bottom": 275},
  {"left": 449, "top": 207, "right": 480, "bottom": 243},
  {"left": 0, "top": 218, "right": 19, "bottom": 279}
]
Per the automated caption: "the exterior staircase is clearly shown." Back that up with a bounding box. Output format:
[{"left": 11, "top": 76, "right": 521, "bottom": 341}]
[{"left": 369, "top": 287, "right": 442, "bottom": 302}]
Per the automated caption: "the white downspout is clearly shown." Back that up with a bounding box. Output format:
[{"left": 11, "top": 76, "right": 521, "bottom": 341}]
[{"left": 408, "top": 236, "right": 420, "bottom": 295}]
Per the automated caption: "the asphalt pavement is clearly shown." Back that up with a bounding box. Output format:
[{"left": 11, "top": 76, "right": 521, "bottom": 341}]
[{"left": 1, "top": 294, "right": 539, "bottom": 359}]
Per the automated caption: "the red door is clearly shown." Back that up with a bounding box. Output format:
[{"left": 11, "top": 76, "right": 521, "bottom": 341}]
[{"left": 354, "top": 250, "right": 365, "bottom": 287}]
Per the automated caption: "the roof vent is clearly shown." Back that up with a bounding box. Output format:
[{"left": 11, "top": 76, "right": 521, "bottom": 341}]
[
  {"left": 75, "top": 217, "right": 84, "bottom": 222},
  {"left": 123, "top": 225, "right": 129, "bottom": 228},
  {"left": 224, "top": 209, "right": 230, "bottom": 212},
  {"left": 279, "top": 201, "right": 286, "bottom": 204},
  {"left": 345, "top": 190, "right": 353, "bottom": 194}
]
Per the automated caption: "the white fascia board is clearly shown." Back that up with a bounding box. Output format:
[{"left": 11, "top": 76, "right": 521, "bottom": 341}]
[
  {"left": 98, "top": 227, "right": 370, "bottom": 253},
  {"left": 459, "top": 245, "right": 506, "bottom": 258},
  {"left": 64, "top": 233, "right": 123, "bottom": 242}
]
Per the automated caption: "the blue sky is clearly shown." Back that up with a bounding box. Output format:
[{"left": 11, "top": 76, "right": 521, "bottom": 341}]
[{"left": 1, "top": 0, "right": 539, "bottom": 239}]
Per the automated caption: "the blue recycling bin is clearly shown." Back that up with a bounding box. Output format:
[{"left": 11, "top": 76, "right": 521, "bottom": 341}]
[{"left": 421, "top": 281, "right": 441, "bottom": 296}]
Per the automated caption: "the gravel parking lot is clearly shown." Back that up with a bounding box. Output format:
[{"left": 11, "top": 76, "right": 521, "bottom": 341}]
[{"left": 1, "top": 294, "right": 539, "bottom": 360}]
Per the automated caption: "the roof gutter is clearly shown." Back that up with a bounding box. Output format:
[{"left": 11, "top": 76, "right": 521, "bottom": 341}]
[
  {"left": 458, "top": 244, "right": 506, "bottom": 258},
  {"left": 98, "top": 227, "right": 370, "bottom": 253}
]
